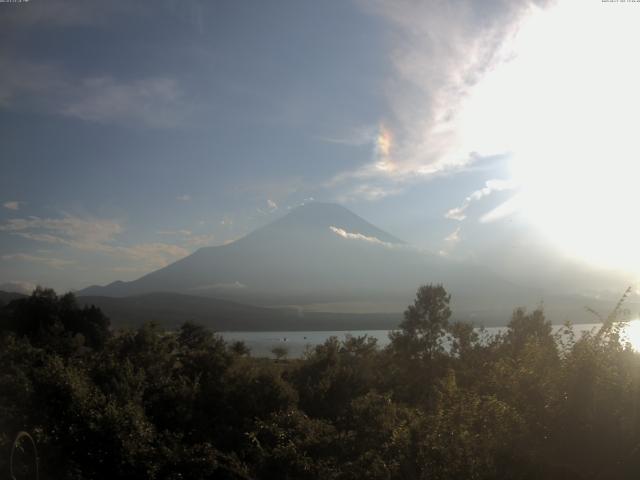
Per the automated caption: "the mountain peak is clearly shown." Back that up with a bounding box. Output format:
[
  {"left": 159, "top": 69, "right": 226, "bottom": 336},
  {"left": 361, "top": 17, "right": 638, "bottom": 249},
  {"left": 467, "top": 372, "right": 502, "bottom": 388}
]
[
  {"left": 78, "top": 202, "right": 406, "bottom": 298},
  {"left": 250, "top": 201, "right": 404, "bottom": 245},
  {"left": 291, "top": 201, "right": 351, "bottom": 212}
]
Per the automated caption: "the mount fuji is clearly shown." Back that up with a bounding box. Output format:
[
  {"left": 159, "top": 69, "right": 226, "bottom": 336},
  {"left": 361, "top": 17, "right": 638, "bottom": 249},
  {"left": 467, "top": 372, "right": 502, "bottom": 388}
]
[{"left": 77, "top": 202, "right": 615, "bottom": 328}]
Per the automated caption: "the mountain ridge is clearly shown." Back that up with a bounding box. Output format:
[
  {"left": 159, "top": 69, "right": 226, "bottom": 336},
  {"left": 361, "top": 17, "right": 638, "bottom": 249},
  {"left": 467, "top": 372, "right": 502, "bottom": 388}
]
[
  {"left": 74, "top": 202, "right": 621, "bottom": 326},
  {"left": 78, "top": 202, "right": 415, "bottom": 299}
]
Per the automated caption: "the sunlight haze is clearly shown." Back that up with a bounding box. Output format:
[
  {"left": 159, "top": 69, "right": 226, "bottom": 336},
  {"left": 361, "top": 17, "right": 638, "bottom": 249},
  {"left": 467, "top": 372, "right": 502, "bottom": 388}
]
[{"left": 1, "top": 0, "right": 638, "bottom": 299}]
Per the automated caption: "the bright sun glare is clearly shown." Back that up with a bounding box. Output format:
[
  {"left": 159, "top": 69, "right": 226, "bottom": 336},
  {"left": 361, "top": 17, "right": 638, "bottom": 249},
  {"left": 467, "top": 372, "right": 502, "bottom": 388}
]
[
  {"left": 623, "top": 319, "right": 640, "bottom": 351},
  {"left": 457, "top": 0, "right": 640, "bottom": 279}
]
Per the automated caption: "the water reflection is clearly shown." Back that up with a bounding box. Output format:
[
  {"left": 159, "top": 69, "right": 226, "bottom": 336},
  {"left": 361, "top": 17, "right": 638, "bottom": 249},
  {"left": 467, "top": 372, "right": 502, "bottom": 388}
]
[{"left": 221, "top": 320, "right": 640, "bottom": 358}]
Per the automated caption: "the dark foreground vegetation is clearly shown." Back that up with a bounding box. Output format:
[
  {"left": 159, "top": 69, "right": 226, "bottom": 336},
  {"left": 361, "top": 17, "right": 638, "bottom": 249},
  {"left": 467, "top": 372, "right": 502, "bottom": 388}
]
[{"left": 1, "top": 286, "right": 640, "bottom": 479}]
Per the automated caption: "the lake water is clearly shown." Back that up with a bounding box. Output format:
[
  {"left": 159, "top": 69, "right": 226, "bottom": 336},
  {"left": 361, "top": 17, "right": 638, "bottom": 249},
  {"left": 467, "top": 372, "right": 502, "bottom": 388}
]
[{"left": 221, "top": 320, "right": 640, "bottom": 358}]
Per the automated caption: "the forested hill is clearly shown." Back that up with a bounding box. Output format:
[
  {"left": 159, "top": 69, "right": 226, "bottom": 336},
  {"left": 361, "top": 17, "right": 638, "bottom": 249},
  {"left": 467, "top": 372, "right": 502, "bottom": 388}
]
[
  {"left": 77, "top": 292, "right": 402, "bottom": 331},
  {"left": 0, "top": 290, "right": 26, "bottom": 306},
  {"left": 3, "top": 286, "right": 640, "bottom": 479}
]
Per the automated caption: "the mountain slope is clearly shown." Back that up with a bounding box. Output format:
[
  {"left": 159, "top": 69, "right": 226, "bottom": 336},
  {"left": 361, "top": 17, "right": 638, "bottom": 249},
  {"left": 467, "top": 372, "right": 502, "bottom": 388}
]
[
  {"left": 77, "top": 202, "right": 553, "bottom": 323},
  {"left": 79, "top": 203, "right": 422, "bottom": 300}
]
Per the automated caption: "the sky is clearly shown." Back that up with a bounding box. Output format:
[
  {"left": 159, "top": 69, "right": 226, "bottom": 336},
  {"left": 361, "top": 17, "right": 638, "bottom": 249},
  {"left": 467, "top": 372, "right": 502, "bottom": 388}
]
[{"left": 1, "top": 0, "right": 640, "bottom": 295}]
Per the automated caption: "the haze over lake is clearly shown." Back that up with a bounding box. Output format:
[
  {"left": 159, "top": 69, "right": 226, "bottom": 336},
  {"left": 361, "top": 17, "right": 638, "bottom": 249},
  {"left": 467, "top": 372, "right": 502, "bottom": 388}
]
[{"left": 222, "top": 320, "right": 640, "bottom": 357}]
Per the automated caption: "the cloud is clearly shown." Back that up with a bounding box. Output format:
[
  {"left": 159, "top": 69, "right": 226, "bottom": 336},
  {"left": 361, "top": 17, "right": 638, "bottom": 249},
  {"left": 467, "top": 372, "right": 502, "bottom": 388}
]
[
  {"left": 317, "top": 125, "right": 379, "bottom": 147},
  {"left": 222, "top": 237, "right": 240, "bottom": 246},
  {"left": 286, "top": 198, "right": 316, "bottom": 210},
  {"left": 0, "top": 0, "right": 189, "bottom": 129},
  {"left": 62, "top": 76, "right": 187, "bottom": 128},
  {"left": 331, "top": 0, "right": 551, "bottom": 200},
  {"left": 255, "top": 199, "right": 280, "bottom": 216},
  {"left": 176, "top": 194, "right": 191, "bottom": 202},
  {"left": 158, "top": 229, "right": 193, "bottom": 236},
  {"left": 2, "top": 253, "right": 75, "bottom": 269},
  {"left": 329, "top": 226, "right": 394, "bottom": 247},
  {"left": 329, "top": 124, "right": 401, "bottom": 191},
  {"left": 439, "top": 227, "right": 462, "bottom": 256},
  {"left": 479, "top": 194, "right": 522, "bottom": 223},
  {"left": 0, "top": 215, "right": 123, "bottom": 250},
  {"left": 184, "top": 234, "right": 216, "bottom": 247},
  {"left": 444, "top": 207, "right": 467, "bottom": 222},
  {"left": 3, "top": 201, "right": 22, "bottom": 211},
  {"left": 110, "top": 266, "right": 147, "bottom": 273},
  {"left": 445, "top": 179, "right": 517, "bottom": 221},
  {"left": 158, "top": 228, "right": 215, "bottom": 248},
  {"left": 0, "top": 56, "right": 188, "bottom": 128},
  {"left": 445, "top": 227, "right": 461, "bottom": 245},
  {"left": 336, "top": 183, "right": 403, "bottom": 203},
  {"left": 0, "top": 56, "right": 65, "bottom": 108},
  {"left": 0, "top": 281, "right": 37, "bottom": 294},
  {"left": 117, "top": 242, "right": 189, "bottom": 268},
  {"left": 0, "top": 214, "right": 190, "bottom": 269},
  {"left": 192, "top": 281, "right": 247, "bottom": 291}
]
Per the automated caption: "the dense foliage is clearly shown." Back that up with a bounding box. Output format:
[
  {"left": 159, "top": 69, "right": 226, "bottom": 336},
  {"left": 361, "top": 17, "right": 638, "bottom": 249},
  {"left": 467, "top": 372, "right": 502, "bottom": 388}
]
[{"left": 2, "top": 286, "right": 640, "bottom": 479}]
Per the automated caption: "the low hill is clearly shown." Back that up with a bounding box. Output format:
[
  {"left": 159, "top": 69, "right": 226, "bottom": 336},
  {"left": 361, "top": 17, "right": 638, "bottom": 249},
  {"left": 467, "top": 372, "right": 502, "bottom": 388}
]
[
  {"left": 0, "top": 290, "right": 27, "bottom": 307},
  {"left": 78, "top": 292, "right": 403, "bottom": 331}
]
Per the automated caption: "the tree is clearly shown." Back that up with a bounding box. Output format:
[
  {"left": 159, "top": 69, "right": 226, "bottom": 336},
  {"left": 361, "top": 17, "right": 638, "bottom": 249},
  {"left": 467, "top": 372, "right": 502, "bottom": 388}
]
[
  {"left": 289, "top": 336, "right": 380, "bottom": 420},
  {"left": 389, "top": 284, "right": 451, "bottom": 360},
  {"left": 271, "top": 346, "right": 289, "bottom": 361},
  {"left": 0, "top": 287, "right": 110, "bottom": 351},
  {"left": 505, "top": 307, "right": 554, "bottom": 355},
  {"left": 230, "top": 340, "right": 251, "bottom": 357},
  {"left": 178, "top": 321, "right": 214, "bottom": 350}
]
